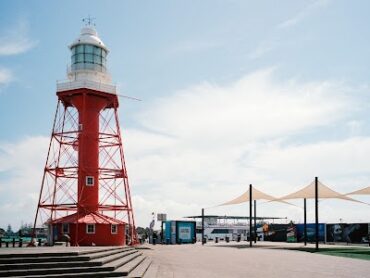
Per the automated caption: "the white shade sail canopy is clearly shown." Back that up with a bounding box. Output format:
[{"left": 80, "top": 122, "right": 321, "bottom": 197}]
[
  {"left": 346, "top": 186, "right": 370, "bottom": 196},
  {"left": 272, "top": 181, "right": 365, "bottom": 204},
  {"left": 218, "top": 187, "right": 292, "bottom": 206}
]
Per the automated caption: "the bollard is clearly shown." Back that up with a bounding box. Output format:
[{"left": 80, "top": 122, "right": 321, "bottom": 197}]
[
  {"left": 38, "top": 238, "right": 42, "bottom": 246},
  {"left": 12, "top": 238, "right": 15, "bottom": 248},
  {"left": 19, "top": 238, "right": 22, "bottom": 248}
]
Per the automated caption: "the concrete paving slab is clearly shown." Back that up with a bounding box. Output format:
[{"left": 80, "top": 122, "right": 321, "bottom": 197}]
[{"left": 142, "top": 242, "right": 370, "bottom": 278}]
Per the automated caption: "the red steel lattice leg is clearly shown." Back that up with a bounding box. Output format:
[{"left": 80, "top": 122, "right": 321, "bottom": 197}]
[{"left": 32, "top": 92, "right": 138, "bottom": 246}]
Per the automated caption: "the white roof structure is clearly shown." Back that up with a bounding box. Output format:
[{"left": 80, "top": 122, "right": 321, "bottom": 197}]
[
  {"left": 69, "top": 26, "right": 108, "bottom": 52},
  {"left": 346, "top": 186, "right": 370, "bottom": 195}
]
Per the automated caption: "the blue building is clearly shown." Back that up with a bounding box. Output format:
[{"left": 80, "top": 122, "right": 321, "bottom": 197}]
[{"left": 164, "top": 221, "right": 196, "bottom": 244}]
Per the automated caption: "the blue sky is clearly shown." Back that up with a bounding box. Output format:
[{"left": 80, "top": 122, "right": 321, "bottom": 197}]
[{"left": 1, "top": 0, "right": 370, "bottom": 230}]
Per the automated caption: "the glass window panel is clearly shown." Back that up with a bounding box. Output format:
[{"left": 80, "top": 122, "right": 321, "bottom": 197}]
[
  {"left": 94, "top": 55, "right": 101, "bottom": 64},
  {"left": 71, "top": 55, "right": 77, "bottom": 64},
  {"left": 71, "top": 47, "right": 76, "bottom": 55},
  {"left": 94, "top": 46, "right": 102, "bottom": 55},
  {"left": 102, "top": 50, "right": 106, "bottom": 58},
  {"left": 76, "top": 54, "right": 84, "bottom": 62},
  {"left": 85, "top": 54, "right": 94, "bottom": 63},
  {"left": 85, "top": 45, "right": 94, "bottom": 54},
  {"left": 76, "top": 44, "right": 84, "bottom": 53}
]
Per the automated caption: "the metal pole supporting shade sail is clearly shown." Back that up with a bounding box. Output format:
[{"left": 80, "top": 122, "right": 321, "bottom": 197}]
[{"left": 249, "top": 184, "right": 252, "bottom": 248}]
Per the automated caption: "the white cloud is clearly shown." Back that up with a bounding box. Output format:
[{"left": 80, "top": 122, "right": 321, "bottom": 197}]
[
  {"left": 0, "top": 136, "right": 49, "bottom": 230},
  {"left": 248, "top": 137, "right": 370, "bottom": 193},
  {"left": 247, "top": 0, "right": 331, "bottom": 59},
  {"left": 277, "top": 0, "right": 331, "bottom": 29},
  {"left": 0, "top": 19, "right": 38, "bottom": 56},
  {"left": 247, "top": 40, "right": 277, "bottom": 60},
  {"left": 137, "top": 68, "right": 353, "bottom": 145},
  {"left": 123, "top": 69, "right": 369, "bottom": 227},
  {"left": 1, "top": 69, "right": 369, "bottom": 230},
  {"left": 0, "top": 68, "right": 12, "bottom": 85},
  {"left": 346, "top": 120, "right": 363, "bottom": 137}
]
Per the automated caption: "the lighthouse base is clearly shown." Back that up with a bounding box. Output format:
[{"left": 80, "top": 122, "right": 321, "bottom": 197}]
[{"left": 51, "top": 212, "right": 126, "bottom": 246}]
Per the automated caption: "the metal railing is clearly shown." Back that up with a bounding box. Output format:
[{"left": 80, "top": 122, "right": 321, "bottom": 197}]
[{"left": 57, "top": 79, "right": 116, "bottom": 94}]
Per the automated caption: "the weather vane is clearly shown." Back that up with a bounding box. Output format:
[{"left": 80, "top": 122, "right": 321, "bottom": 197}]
[{"left": 82, "top": 15, "right": 96, "bottom": 26}]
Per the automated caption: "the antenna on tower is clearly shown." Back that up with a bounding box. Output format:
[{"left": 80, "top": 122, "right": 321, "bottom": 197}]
[
  {"left": 116, "top": 94, "right": 142, "bottom": 102},
  {"left": 82, "top": 15, "right": 96, "bottom": 26}
]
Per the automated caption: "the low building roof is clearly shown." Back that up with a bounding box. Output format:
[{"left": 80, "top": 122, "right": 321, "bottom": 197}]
[{"left": 50, "top": 212, "right": 125, "bottom": 225}]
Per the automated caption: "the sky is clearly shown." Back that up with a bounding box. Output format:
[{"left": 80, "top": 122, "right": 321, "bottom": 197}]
[{"left": 0, "top": 0, "right": 370, "bottom": 231}]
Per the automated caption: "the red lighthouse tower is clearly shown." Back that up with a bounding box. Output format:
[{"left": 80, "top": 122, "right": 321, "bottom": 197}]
[{"left": 32, "top": 24, "right": 138, "bottom": 246}]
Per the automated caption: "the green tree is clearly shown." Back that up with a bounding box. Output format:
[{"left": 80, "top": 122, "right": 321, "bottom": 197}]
[{"left": 6, "top": 224, "right": 13, "bottom": 236}]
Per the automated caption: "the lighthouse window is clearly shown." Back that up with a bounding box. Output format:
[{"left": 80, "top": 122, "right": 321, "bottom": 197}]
[
  {"left": 86, "top": 224, "right": 95, "bottom": 234},
  {"left": 76, "top": 54, "right": 84, "bottom": 63},
  {"left": 86, "top": 176, "right": 94, "bottom": 186},
  {"left": 111, "top": 224, "right": 118, "bottom": 234},
  {"left": 76, "top": 44, "right": 84, "bottom": 53},
  {"left": 85, "top": 54, "right": 94, "bottom": 63},
  {"left": 85, "top": 44, "right": 94, "bottom": 54},
  {"left": 94, "top": 46, "right": 102, "bottom": 55},
  {"left": 94, "top": 55, "right": 101, "bottom": 64},
  {"left": 71, "top": 44, "right": 106, "bottom": 72}
]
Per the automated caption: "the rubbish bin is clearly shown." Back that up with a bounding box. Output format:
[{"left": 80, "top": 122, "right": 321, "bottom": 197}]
[
  {"left": 237, "top": 235, "right": 241, "bottom": 242},
  {"left": 226, "top": 237, "right": 229, "bottom": 243},
  {"left": 215, "top": 237, "right": 219, "bottom": 243}
]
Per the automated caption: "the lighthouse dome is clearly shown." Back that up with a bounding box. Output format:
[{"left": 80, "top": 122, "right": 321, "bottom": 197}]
[{"left": 70, "top": 26, "right": 108, "bottom": 52}]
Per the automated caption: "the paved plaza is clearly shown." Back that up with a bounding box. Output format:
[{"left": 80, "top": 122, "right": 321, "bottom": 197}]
[
  {"left": 143, "top": 242, "right": 370, "bottom": 278},
  {"left": 0, "top": 242, "right": 368, "bottom": 277}
]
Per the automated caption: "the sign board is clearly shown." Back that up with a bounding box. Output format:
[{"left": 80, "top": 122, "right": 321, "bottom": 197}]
[
  {"left": 179, "top": 227, "right": 191, "bottom": 240},
  {"left": 296, "top": 223, "right": 326, "bottom": 242},
  {"left": 157, "top": 213, "right": 167, "bottom": 221},
  {"left": 326, "top": 223, "right": 368, "bottom": 243}
]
